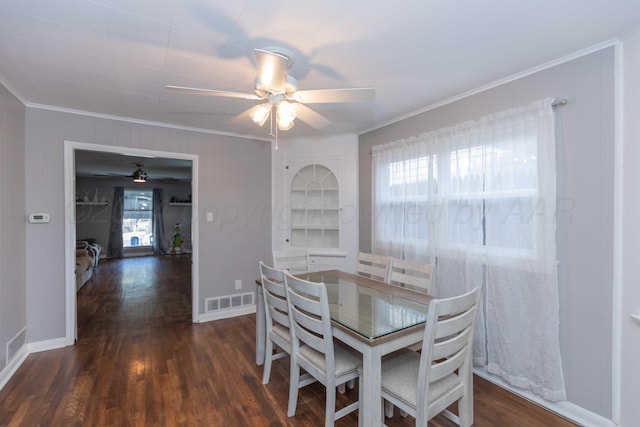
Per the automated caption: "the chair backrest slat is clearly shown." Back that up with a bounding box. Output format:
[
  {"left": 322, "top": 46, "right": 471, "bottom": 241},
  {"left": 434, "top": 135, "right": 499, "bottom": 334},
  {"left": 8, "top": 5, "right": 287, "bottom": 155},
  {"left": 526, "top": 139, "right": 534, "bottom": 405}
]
[
  {"left": 432, "top": 326, "right": 472, "bottom": 361},
  {"left": 290, "top": 310, "right": 326, "bottom": 353},
  {"left": 435, "top": 307, "right": 477, "bottom": 339},
  {"left": 388, "top": 257, "right": 434, "bottom": 294},
  {"left": 430, "top": 340, "right": 470, "bottom": 382},
  {"left": 357, "top": 252, "right": 390, "bottom": 282},
  {"left": 260, "top": 262, "right": 289, "bottom": 331}
]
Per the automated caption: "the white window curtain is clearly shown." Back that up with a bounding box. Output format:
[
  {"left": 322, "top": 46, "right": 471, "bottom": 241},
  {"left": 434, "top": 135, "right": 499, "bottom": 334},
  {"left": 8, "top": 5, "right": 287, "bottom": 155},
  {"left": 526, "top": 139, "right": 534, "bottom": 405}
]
[{"left": 372, "top": 98, "right": 566, "bottom": 401}]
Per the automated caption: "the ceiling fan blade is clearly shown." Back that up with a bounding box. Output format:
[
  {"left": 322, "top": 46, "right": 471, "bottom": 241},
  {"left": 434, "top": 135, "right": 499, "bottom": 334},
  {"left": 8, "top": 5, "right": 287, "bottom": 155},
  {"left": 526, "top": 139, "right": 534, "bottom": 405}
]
[
  {"left": 226, "top": 104, "right": 272, "bottom": 126},
  {"left": 254, "top": 49, "right": 289, "bottom": 92},
  {"left": 294, "top": 104, "right": 331, "bottom": 129},
  {"left": 166, "top": 85, "right": 261, "bottom": 100},
  {"left": 291, "top": 87, "right": 375, "bottom": 104}
]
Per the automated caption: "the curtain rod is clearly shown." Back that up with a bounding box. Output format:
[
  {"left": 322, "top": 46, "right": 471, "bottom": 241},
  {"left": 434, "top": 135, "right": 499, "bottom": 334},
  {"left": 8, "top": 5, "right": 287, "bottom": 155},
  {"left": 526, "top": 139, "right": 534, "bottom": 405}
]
[
  {"left": 552, "top": 98, "right": 568, "bottom": 108},
  {"left": 369, "top": 98, "right": 569, "bottom": 154}
]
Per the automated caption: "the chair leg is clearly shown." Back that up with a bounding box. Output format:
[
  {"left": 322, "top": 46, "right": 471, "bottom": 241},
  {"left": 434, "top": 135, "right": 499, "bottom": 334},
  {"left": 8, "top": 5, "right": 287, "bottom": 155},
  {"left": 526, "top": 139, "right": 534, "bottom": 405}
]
[
  {"left": 287, "top": 362, "right": 300, "bottom": 417},
  {"left": 358, "top": 369, "right": 364, "bottom": 420},
  {"left": 325, "top": 382, "right": 336, "bottom": 427},
  {"left": 384, "top": 399, "right": 394, "bottom": 418},
  {"left": 261, "top": 341, "right": 273, "bottom": 385},
  {"left": 458, "top": 393, "right": 473, "bottom": 427},
  {"left": 458, "top": 363, "right": 473, "bottom": 427}
]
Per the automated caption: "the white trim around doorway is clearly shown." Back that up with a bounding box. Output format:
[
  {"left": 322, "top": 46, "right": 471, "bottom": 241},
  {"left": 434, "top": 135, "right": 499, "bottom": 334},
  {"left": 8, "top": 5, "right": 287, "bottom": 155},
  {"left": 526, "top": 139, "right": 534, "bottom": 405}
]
[{"left": 63, "top": 141, "right": 199, "bottom": 344}]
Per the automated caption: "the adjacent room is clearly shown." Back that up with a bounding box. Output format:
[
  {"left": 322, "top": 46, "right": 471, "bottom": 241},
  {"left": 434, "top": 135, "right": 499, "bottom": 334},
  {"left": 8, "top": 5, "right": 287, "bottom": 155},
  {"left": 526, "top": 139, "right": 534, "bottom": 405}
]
[{"left": 1, "top": 1, "right": 640, "bottom": 426}]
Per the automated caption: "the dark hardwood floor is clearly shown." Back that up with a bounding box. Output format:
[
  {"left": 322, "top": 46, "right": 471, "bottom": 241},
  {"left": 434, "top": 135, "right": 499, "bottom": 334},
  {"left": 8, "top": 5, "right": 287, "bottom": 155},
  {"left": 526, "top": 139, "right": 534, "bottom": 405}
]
[{"left": 0, "top": 256, "right": 578, "bottom": 426}]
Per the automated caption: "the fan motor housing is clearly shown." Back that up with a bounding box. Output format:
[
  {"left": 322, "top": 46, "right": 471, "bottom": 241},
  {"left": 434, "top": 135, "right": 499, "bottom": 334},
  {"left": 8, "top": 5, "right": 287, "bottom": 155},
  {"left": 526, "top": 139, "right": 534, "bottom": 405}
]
[{"left": 254, "top": 75, "right": 297, "bottom": 97}]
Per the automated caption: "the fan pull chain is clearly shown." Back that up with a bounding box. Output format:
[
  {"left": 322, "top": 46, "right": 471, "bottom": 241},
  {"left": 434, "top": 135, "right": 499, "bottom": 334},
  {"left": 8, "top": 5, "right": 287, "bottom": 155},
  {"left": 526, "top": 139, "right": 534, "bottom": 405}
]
[{"left": 269, "top": 106, "right": 278, "bottom": 150}]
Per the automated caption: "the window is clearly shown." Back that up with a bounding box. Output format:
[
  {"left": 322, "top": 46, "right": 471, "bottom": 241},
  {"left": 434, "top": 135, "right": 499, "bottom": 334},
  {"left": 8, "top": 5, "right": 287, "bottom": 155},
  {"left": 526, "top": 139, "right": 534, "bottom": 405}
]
[
  {"left": 443, "top": 140, "right": 538, "bottom": 253},
  {"left": 122, "top": 190, "right": 153, "bottom": 247},
  {"left": 374, "top": 135, "right": 540, "bottom": 258},
  {"left": 372, "top": 99, "right": 565, "bottom": 401}
]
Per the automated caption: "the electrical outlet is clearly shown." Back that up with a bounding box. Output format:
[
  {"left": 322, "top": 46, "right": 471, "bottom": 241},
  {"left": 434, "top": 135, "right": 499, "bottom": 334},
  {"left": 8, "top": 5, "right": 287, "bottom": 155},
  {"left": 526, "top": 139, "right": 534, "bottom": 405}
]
[{"left": 235, "top": 279, "right": 242, "bottom": 290}]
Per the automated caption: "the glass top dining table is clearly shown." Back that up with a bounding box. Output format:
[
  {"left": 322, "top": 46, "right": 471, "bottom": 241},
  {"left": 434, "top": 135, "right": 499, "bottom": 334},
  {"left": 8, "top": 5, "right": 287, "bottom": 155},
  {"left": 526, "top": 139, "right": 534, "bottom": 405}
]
[
  {"left": 255, "top": 269, "right": 433, "bottom": 426},
  {"left": 296, "top": 269, "right": 430, "bottom": 343}
]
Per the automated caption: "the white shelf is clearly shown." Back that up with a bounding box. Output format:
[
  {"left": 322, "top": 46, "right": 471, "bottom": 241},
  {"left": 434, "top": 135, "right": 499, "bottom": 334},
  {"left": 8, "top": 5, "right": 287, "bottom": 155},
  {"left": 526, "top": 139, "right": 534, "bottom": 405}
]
[
  {"left": 288, "top": 163, "right": 341, "bottom": 249},
  {"left": 292, "top": 225, "right": 339, "bottom": 230},
  {"left": 76, "top": 201, "right": 108, "bottom": 206}
]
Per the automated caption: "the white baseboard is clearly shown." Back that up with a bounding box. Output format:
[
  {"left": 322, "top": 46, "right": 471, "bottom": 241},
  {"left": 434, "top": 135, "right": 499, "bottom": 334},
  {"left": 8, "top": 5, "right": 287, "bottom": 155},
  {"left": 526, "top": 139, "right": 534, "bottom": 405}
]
[
  {"left": 474, "top": 368, "right": 616, "bottom": 427},
  {"left": 0, "top": 337, "right": 71, "bottom": 393},
  {"left": 0, "top": 344, "right": 29, "bottom": 391},
  {"left": 28, "top": 337, "right": 68, "bottom": 353},
  {"left": 197, "top": 305, "right": 256, "bottom": 323}
]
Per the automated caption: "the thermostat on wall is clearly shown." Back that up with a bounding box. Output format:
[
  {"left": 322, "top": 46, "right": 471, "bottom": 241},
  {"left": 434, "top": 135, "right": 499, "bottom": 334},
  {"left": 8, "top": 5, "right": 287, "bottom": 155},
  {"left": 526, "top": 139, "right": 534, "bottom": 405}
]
[{"left": 28, "top": 213, "right": 50, "bottom": 223}]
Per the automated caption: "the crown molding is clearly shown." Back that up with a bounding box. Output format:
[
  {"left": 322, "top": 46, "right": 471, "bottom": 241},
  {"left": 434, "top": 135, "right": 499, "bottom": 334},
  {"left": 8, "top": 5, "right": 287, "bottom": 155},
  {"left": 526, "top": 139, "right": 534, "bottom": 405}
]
[
  {"left": 25, "top": 102, "right": 273, "bottom": 142},
  {"left": 359, "top": 38, "right": 621, "bottom": 135},
  {"left": 0, "top": 73, "right": 29, "bottom": 105}
]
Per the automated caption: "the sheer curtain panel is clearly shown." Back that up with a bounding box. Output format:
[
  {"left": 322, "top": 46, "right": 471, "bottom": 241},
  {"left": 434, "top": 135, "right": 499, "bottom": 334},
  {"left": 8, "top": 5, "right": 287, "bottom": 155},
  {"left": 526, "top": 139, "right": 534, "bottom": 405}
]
[{"left": 371, "top": 98, "right": 565, "bottom": 401}]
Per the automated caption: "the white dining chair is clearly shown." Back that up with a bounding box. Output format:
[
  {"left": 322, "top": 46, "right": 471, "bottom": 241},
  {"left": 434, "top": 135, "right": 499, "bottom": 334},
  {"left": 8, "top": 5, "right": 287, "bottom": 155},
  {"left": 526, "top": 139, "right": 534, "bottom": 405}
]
[
  {"left": 388, "top": 257, "right": 435, "bottom": 294},
  {"left": 259, "top": 262, "right": 315, "bottom": 387},
  {"left": 376, "top": 286, "right": 481, "bottom": 427},
  {"left": 356, "top": 251, "right": 390, "bottom": 282},
  {"left": 284, "top": 271, "right": 361, "bottom": 427},
  {"left": 259, "top": 262, "right": 290, "bottom": 384},
  {"left": 273, "top": 248, "right": 309, "bottom": 274}
]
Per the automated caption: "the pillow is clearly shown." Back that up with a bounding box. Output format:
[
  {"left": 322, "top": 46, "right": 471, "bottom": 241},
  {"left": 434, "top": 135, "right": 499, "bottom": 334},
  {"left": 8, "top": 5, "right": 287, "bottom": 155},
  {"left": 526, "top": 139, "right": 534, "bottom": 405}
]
[{"left": 76, "top": 249, "right": 89, "bottom": 257}]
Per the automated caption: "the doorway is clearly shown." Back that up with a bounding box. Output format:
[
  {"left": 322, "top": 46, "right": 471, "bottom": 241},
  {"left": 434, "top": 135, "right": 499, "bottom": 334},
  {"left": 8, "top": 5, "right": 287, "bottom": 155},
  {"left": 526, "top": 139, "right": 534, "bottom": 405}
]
[{"left": 64, "top": 141, "right": 199, "bottom": 344}]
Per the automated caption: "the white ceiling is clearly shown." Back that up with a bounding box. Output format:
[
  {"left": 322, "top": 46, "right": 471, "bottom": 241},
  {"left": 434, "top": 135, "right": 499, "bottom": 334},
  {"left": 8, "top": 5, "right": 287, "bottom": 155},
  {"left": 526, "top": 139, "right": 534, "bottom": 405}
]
[{"left": 1, "top": 0, "right": 640, "bottom": 142}]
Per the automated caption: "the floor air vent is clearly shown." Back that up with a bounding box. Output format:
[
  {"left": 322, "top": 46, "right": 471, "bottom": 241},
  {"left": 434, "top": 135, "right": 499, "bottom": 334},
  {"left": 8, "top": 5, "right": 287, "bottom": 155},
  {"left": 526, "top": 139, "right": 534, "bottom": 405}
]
[{"left": 206, "top": 292, "right": 254, "bottom": 314}]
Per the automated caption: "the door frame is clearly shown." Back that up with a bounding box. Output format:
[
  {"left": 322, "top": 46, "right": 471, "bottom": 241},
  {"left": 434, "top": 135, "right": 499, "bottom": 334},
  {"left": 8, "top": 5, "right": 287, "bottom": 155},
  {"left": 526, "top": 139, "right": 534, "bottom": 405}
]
[{"left": 63, "top": 140, "right": 199, "bottom": 343}]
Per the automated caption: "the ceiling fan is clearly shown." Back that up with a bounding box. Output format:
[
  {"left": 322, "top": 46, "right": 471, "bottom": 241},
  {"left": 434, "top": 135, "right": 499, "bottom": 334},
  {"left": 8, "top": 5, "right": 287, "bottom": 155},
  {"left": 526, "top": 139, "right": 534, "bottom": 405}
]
[
  {"left": 97, "top": 163, "right": 183, "bottom": 183},
  {"left": 166, "top": 47, "right": 375, "bottom": 132},
  {"left": 130, "top": 164, "right": 148, "bottom": 183}
]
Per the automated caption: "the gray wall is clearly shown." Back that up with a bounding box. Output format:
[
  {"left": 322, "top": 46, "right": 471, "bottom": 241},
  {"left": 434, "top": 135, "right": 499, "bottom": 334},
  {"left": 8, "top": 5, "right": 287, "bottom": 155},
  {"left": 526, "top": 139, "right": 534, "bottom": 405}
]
[
  {"left": 75, "top": 177, "right": 192, "bottom": 253},
  {"left": 359, "top": 47, "right": 615, "bottom": 417},
  {"left": 621, "top": 31, "right": 640, "bottom": 426},
  {"left": 25, "top": 108, "right": 272, "bottom": 341},
  {"left": 0, "top": 84, "right": 26, "bottom": 371}
]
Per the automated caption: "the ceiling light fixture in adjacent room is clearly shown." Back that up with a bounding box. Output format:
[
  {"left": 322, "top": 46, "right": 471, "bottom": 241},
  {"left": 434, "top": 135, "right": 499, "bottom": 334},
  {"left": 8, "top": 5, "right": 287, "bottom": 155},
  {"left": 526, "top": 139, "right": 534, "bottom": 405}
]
[{"left": 132, "top": 164, "right": 147, "bottom": 183}]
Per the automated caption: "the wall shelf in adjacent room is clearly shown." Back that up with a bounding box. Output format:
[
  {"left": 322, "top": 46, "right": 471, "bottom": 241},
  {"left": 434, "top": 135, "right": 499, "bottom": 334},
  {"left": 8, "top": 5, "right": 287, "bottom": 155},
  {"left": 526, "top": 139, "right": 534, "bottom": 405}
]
[{"left": 76, "top": 202, "right": 109, "bottom": 206}]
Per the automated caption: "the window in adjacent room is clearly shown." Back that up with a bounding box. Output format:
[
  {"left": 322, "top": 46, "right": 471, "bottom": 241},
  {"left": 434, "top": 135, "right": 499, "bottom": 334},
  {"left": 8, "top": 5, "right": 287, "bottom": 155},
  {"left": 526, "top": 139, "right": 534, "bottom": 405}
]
[{"left": 122, "top": 189, "right": 153, "bottom": 247}]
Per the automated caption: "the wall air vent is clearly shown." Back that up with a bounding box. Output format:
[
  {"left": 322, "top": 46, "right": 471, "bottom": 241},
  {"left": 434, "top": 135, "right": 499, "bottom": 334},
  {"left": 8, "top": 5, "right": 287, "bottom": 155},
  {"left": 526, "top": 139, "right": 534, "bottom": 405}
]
[
  {"left": 7, "top": 328, "right": 26, "bottom": 363},
  {"left": 205, "top": 292, "right": 254, "bottom": 314}
]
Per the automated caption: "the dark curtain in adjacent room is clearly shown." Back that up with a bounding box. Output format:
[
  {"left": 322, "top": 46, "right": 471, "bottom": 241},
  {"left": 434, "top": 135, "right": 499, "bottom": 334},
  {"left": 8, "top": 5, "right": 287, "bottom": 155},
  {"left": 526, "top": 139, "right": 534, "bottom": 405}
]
[
  {"left": 152, "top": 188, "right": 166, "bottom": 255},
  {"left": 106, "top": 186, "right": 124, "bottom": 258}
]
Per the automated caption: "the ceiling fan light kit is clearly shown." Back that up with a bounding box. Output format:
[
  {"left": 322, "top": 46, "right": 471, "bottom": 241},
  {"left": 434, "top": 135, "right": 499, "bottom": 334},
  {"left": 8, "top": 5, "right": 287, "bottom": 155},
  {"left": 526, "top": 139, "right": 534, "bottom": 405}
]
[
  {"left": 249, "top": 104, "right": 271, "bottom": 127},
  {"left": 166, "top": 47, "right": 375, "bottom": 137},
  {"left": 276, "top": 101, "right": 296, "bottom": 130}
]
